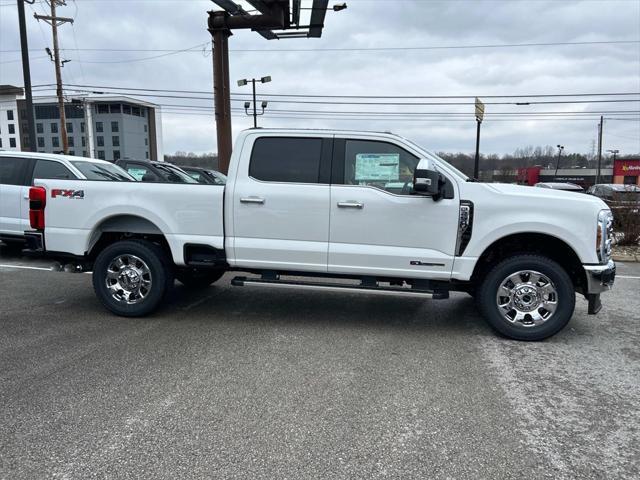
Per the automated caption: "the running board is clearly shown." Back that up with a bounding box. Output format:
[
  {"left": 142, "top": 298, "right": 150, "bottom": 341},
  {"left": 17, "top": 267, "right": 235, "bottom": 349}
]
[{"left": 231, "top": 276, "right": 449, "bottom": 299}]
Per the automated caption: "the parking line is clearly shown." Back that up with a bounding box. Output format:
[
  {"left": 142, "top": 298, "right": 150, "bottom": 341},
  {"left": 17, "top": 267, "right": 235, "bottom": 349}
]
[
  {"left": 0, "top": 264, "right": 54, "bottom": 272},
  {"left": 617, "top": 275, "right": 640, "bottom": 279}
]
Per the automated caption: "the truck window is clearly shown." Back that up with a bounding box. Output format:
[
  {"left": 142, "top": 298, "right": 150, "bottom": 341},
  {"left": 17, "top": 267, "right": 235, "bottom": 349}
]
[
  {"left": 71, "top": 161, "right": 135, "bottom": 181},
  {"left": 0, "top": 157, "right": 28, "bottom": 186},
  {"left": 122, "top": 163, "right": 159, "bottom": 182},
  {"left": 343, "top": 139, "right": 419, "bottom": 195},
  {"left": 250, "top": 137, "right": 323, "bottom": 183},
  {"left": 32, "top": 159, "right": 75, "bottom": 182}
]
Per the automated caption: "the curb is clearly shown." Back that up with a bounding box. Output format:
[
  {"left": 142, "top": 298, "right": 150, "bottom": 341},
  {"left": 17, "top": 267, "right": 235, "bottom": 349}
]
[{"left": 612, "top": 254, "right": 639, "bottom": 263}]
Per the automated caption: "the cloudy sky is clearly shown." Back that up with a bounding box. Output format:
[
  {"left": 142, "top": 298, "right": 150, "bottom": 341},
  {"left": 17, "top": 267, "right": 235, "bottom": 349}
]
[{"left": 1, "top": 0, "right": 639, "bottom": 157}]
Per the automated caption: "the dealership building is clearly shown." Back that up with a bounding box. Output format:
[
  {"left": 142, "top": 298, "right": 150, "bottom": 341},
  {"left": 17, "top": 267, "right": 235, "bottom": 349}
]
[
  {"left": 0, "top": 85, "right": 163, "bottom": 161},
  {"left": 482, "top": 159, "right": 640, "bottom": 187}
]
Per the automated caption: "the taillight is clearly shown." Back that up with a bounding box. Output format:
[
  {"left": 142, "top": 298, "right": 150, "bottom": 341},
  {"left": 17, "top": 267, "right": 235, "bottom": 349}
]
[{"left": 29, "top": 186, "right": 46, "bottom": 230}]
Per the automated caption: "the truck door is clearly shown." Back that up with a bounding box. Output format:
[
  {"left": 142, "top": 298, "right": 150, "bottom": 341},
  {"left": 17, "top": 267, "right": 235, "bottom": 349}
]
[
  {"left": 328, "top": 137, "right": 459, "bottom": 280},
  {"left": 230, "top": 135, "right": 333, "bottom": 273}
]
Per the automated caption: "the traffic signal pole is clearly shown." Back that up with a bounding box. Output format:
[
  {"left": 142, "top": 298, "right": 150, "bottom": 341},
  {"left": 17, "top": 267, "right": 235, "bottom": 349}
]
[{"left": 211, "top": 22, "right": 233, "bottom": 174}]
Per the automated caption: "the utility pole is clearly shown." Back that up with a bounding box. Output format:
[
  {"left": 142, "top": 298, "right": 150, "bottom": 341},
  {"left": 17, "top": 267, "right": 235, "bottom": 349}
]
[
  {"left": 34, "top": 1, "right": 73, "bottom": 154},
  {"left": 17, "top": 0, "right": 37, "bottom": 152},
  {"left": 596, "top": 116, "right": 604, "bottom": 184}
]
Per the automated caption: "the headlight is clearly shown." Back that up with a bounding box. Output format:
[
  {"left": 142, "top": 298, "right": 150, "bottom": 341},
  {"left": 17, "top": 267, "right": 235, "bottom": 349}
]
[{"left": 596, "top": 209, "right": 613, "bottom": 263}]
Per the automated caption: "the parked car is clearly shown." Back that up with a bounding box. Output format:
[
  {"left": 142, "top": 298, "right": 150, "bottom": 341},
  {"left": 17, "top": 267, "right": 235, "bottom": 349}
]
[
  {"left": 115, "top": 159, "right": 197, "bottom": 184},
  {"left": 24, "top": 129, "right": 616, "bottom": 341},
  {"left": 586, "top": 184, "right": 640, "bottom": 208},
  {"left": 534, "top": 182, "right": 584, "bottom": 192},
  {"left": 0, "top": 151, "right": 133, "bottom": 245},
  {"left": 181, "top": 166, "right": 227, "bottom": 185}
]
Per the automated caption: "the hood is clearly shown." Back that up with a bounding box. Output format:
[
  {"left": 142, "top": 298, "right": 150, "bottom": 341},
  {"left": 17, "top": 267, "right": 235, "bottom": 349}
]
[{"left": 473, "top": 182, "right": 609, "bottom": 210}]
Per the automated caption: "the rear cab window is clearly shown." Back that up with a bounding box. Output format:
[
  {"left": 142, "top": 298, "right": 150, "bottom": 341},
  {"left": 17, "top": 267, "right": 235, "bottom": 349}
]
[
  {"left": 249, "top": 137, "right": 329, "bottom": 183},
  {"left": 31, "top": 159, "right": 76, "bottom": 182},
  {"left": 0, "top": 156, "right": 29, "bottom": 186}
]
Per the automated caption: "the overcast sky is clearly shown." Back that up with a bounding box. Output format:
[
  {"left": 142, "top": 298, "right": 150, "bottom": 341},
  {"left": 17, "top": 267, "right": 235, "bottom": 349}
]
[{"left": 1, "top": 0, "right": 639, "bottom": 157}]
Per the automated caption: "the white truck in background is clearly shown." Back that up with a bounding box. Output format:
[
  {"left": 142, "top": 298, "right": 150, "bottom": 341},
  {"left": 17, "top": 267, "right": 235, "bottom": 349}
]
[{"left": 24, "top": 129, "right": 616, "bottom": 340}]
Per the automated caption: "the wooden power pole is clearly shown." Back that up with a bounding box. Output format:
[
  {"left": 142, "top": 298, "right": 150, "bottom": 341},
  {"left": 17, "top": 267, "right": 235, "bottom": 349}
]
[{"left": 34, "top": 1, "right": 73, "bottom": 154}]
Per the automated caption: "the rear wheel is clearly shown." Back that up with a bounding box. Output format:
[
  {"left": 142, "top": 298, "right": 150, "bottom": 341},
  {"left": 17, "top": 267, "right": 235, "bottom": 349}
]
[
  {"left": 92, "top": 239, "right": 173, "bottom": 317},
  {"left": 477, "top": 255, "right": 575, "bottom": 341},
  {"left": 175, "top": 268, "right": 225, "bottom": 288}
]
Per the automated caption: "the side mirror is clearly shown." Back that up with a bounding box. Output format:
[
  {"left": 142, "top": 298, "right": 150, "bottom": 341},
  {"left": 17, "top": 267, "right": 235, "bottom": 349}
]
[{"left": 413, "top": 160, "right": 444, "bottom": 199}]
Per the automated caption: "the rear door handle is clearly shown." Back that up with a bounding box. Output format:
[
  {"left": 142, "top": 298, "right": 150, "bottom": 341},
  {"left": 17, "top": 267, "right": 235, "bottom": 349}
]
[
  {"left": 337, "top": 201, "right": 364, "bottom": 209},
  {"left": 240, "top": 197, "right": 265, "bottom": 205}
]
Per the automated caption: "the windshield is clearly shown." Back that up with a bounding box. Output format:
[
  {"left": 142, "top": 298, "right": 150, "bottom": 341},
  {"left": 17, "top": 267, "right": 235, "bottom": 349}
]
[
  {"left": 155, "top": 164, "right": 198, "bottom": 183},
  {"left": 71, "top": 161, "right": 134, "bottom": 181},
  {"left": 400, "top": 137, "right": 470, "bottom": 180}
]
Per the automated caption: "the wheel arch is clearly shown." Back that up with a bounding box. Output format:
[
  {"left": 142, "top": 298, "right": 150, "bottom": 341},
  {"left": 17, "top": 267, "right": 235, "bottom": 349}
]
[
  {"left": 471, "top": 232, "right": 588, "bottom": 294},
  {"left": 87, "top": 214, "right": 171, "bottom": 261}
]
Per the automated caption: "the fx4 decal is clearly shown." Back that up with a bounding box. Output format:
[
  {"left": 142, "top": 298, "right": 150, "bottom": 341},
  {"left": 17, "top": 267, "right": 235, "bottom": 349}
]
[{"left": 51, "top": 189, "right": 85, "bottom": 199}]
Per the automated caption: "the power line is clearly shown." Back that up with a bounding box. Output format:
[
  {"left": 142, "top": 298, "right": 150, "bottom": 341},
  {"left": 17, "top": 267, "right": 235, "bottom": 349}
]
[
  {"left": 30, "top": 86, "right": 640, "bottom": 106},
  {"left": 2, "top": 39, "right": 638, "bottom": 54},
  {"left": 31, "top": 83, "right": 640, "bottom": 100}
]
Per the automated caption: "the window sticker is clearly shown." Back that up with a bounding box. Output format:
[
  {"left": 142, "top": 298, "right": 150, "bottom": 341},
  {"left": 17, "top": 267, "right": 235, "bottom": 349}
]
[
  {"left": 355, "top": 153, "right": 400, "bottom": 181},
  {"left": 128, "top": 168, "right": 147, "bottom": 181}
]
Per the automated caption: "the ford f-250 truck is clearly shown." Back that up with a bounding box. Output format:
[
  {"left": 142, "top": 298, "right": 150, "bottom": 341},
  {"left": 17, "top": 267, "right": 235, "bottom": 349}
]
[{"left": 24, "top": 129, "right": 616, "bottom": 341}]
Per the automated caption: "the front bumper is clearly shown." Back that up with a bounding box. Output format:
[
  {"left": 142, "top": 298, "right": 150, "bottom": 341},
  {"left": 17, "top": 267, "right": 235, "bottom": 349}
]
[
  {"left": 584, "top": 260, "right": 616, "bottom": 294},
  {"left": 583, "top": 260, "right": 616, "bottom": 315}
]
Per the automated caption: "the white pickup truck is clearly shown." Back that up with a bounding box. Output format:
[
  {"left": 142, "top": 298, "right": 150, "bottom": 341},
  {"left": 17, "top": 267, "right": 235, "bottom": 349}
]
[{"left": 24, "top": 129, "right": 616, "bottom": 340}]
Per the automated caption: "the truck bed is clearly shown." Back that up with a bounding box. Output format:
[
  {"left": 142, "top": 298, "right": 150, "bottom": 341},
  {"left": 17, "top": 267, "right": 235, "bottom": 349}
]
[{"left": 35, "top": 179, "right": 224, "bottom": 265}]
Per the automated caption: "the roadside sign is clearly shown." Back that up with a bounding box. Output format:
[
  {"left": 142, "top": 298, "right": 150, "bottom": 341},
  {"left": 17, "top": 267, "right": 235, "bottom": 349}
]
[{"left": 475, "top": 97, "right": 485, "bottom": 123}]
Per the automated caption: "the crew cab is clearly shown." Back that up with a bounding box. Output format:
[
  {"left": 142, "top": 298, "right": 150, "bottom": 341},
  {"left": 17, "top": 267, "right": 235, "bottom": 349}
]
[
  {"left": 24, "top": 129, "right": 616, "bottom": 340},
  {"left": 0, "top": 151, "right": 133, "bottom": 246}
]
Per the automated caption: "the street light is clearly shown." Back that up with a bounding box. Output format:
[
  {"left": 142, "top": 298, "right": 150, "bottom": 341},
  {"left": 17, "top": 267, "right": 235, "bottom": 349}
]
[
  {"left": 554, "top": 144, "right": 565, "bottom": 177},
  {"left": 237, "top": 75, "right": 271, "bottom": 128},
  {"left": 607, "top": 149, "right": 619, "bottom": 164},
  {"left": 300, "top": 3, "right": 348, "bottom": 11}
]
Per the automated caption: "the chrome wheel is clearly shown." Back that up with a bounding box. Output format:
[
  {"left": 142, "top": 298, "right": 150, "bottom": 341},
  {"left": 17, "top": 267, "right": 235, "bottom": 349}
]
[
  {"left": 495, "top": 270, "right": 558, "bottom": 327},
  {"left": 105, "top": 254, "right": 152, "bottom": 305}
]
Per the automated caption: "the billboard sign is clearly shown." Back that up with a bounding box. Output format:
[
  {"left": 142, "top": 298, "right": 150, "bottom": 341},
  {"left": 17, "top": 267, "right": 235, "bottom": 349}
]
[{"left": 614, "top": 159, "right": 640, "bottom": 177}]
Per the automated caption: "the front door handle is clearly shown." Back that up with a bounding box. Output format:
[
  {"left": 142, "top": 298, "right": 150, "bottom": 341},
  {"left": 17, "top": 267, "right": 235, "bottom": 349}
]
[
  {"left": 337, "top": 201, "right": 364, "bottom": 209},
  {"left": 240, "top": 197, "right": 265, "bottom": 205}
]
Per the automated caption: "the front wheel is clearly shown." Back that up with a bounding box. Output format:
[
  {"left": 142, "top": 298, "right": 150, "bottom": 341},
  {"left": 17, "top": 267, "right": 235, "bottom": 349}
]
[
  {"left": 477, "top": 255, "right": 575, "bottom": 341},
  {"left": 92, "top": 239, "right": 173, "bottom": 317}
]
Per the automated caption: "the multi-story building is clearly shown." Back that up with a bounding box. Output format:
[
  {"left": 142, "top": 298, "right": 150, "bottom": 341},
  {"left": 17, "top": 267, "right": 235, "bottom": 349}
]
[
  {"left": 0, "top": 85, "right": 23, "bottom": 152},
  {"left": 1, "top": 86, "right": 163, "bottom": 161}
]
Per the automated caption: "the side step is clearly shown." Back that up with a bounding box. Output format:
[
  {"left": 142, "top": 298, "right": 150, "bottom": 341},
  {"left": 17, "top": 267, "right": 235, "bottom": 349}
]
[{"left": 231, "top": 276, "right": 449, "bottom": 299}]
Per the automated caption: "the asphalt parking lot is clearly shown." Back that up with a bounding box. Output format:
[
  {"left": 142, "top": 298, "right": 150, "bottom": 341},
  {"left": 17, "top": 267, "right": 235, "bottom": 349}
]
[{"left": 1, "top": 246, "right": 639, "bottom": 479}]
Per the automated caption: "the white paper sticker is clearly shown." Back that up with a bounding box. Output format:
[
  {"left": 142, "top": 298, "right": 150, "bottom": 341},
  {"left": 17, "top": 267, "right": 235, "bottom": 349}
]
[{"left": 355, "top": 153, "right": 400, "bottom": 181}]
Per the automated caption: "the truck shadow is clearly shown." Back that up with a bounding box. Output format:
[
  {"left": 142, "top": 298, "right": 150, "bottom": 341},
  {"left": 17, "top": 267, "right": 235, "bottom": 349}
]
[{"left": 165, "top": 276, "right": 491, "bottom": 338}]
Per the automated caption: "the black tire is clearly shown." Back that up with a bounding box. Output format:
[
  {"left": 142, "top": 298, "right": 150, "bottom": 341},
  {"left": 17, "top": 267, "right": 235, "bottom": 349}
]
[
  {"left": 92, "top": 239, "right": 173, "bottom": 317},
  {"left": 175, "top": 268, "right": 225, "bottom": 289},
  {"left": 477, "top": 254, "right": 575, "bottom": 341}
]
